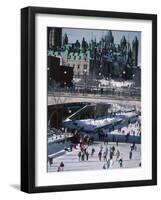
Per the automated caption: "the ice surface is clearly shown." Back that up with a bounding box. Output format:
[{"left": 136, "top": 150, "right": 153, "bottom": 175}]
[{"left": 48, "top": 141, "right": 141, "bottom": 172}]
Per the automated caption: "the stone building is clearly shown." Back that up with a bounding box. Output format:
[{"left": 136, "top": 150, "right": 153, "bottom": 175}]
[{"left": 48, "top": 28, "right": 139, "bottom": 80}]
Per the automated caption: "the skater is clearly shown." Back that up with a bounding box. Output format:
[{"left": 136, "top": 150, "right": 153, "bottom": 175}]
[
  {"left": 86, "top": 151, "right": 89, "bottom": 161},
  {"left": 57, "top": 166, "right": 61, "bottom": 172},
  {"left": 116, "top": 139, "right": 119, "bottom": 146},
  {"left": 103, "top": 151, "right": 107, "bottom": 161},
  {"left": 100, "top": 145, "right": 103, "bottom": 152},
  {"left": 91, "top": 148, "right": 95, "bottom": 156},
  {"left": 48, "top": 157, "right": 53, "bottom": 167},
  {"left": 132, "top": 142, "right": 136, "bottom": 150},
  {"left": 70, "top": 144, "right": 73, "bottom": 151},
  {"left": 60, "top": 162, "right": 64, "bottom": 171},
  {"left": 110, "top": 158, "right": 114, "bottom": 167},
  {"left": 119, "top": 158, "right": 123, "bottom": 167},
  {"left": 78, "top": 151, "right": 81, "bottom": 162},
  {"left": 81, "top": 153, "right": 85, "bottom": 161},
  {"left": 130, "top": 144, "right": 134, "bottom": 151},
  {"left": 110, "top": 150, "right": 113, "bottom": 159},
  {"left": 105, "top": 146, "right": 108, "bottom": 156},
  {"left": 129, "top": 150, "right": 133, "bottom": 160},
  {"left": 98, "top": 151, "right": 102, "bottom": 161},
  {"left": 102, "top": 164, "right": 106, "bottom": 169},
  {"left": 111, "top": 146, "right": 115, "bottom": 154},
  {"left": 116, "top": 149, "right": 120, "bottom": 160},
  {"left": 107, "top": 158, "right": 110, "bottom": 169}
]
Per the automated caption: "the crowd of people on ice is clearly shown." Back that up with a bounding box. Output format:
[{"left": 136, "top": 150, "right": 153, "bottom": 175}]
[
  {"left": 75, "top": 139, "right": 139, "bottom": 170},
  {"left": 48, "top": 120, "right": 141, "bottom": 172},
  {"left": 51, "top": 134, "right": 140, "bottom": 172}
]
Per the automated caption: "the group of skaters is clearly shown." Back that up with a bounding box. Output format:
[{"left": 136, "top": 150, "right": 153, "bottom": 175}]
[
  {"left": 76, "top": 139, "right": 139, "bottom": 170},
  {"left": 49, "top": 140, "right": 140, "bottom": 172},
  {"left": 48, "top": 125, "right": 140, "bottom": 171},
  {"left": 76, "top": 143, "right": 122, "bottom": 169},
  {"left": 98, "top": 145, "right": 123, "bottom": 169}
]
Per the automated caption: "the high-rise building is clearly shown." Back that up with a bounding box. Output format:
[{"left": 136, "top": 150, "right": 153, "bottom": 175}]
[
  {"left": 48, "top": 27, "right": 62, "bottom": 49},
  {"left": 132, "top": 36, "right": 139, "bottom": 66}
]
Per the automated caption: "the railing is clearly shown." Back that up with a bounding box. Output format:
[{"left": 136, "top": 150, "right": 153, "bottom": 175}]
[{"left": 48, "top": 86, "right": 141, "bottom": 100}]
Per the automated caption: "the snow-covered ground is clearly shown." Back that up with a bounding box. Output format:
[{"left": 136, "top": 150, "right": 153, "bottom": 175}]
[
  {"left": 65, "top": 117, "right": 118, "bottom": 132},
  {"left": 104, "top": 122, "right": 141, "bottom": 136},
  {"left": 99, "top": 79, "right": 134, "bottom": 88},
  {"left": 64, "top": 116, "right": 140, "bottom": 136},
  {"left": 73, "top": 78, "right": 134, "bottom": 88},
  {"left": 48, "top": 141, "right": 141, "bottom": 172},
  {"left": 48, "top": 133, "right": 73, "bottom": 144}
]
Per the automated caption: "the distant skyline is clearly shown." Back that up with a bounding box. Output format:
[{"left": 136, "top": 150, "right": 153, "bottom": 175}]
[{"left": 62, "top": 28, "right": 141, "bottom": 66}]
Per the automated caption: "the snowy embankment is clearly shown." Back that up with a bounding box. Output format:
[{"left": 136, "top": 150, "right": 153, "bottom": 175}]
[
  {"left": 64, "top": 116, "right": 141, "bottom": 143},
  {"left": 48, "top": 150, "right": 66, "bottom": 159}
]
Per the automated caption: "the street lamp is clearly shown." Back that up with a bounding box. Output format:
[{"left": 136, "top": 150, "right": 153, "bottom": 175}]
[
  {"left": 132, "top": 74, "right": 135, "bottom": 88},
  {"left": 97, "top": 72, "right": 102, "bottom": 94},
  {"left": 84, "top": 69, "right": 87, "bottom": 94},
  {"left": 122, "top": 71, "right": 126, "bottom": 87},
  {"left": 84, "top": 69, "right": 87, "bottom": 73}
]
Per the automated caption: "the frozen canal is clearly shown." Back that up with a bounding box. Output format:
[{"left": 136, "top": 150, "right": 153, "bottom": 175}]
[{"left": 48, "top": 141, "right": 141, "bottom": 172}]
